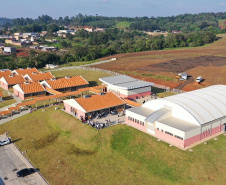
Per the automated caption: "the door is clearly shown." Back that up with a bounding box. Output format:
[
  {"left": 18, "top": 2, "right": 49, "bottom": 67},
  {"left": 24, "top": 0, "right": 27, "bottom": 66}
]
[{"left": 224, "top": 123, "right": 226, "bottom": 132}]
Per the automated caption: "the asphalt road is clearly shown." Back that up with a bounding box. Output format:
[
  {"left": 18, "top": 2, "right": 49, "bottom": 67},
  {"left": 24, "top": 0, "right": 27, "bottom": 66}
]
[{"left": 0, "top": 135, "right": 48, "bottom": 185}]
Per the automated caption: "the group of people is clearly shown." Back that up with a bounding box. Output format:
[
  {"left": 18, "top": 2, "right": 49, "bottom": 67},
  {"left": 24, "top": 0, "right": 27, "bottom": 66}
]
[
  {"left": 88, "top": 120, "right": 105, "bottom": 130},
  {"left": 80, "top": 115, "right": 106, "bottom": 130}
]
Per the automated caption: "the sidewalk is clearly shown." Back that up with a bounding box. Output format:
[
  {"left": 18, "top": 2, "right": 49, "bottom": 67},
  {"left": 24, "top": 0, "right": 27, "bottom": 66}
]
[{"left": 0, "top": 109, "right": 30, "bottom": 125}]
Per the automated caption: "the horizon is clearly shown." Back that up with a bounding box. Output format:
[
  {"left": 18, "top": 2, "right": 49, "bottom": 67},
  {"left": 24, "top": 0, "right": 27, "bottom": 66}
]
[{"left": 1, "top": 0, "right": 226, "bottom": 19}]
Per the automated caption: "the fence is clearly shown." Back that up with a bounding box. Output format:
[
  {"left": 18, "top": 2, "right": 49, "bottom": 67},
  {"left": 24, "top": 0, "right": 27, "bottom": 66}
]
[{"left": 78, "top": 66, "right": 121, "bottom": 76}]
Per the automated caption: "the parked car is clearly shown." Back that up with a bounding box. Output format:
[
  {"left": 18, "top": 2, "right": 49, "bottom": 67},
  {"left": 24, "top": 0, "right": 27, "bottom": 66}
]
[
  {"left": 17, "top": 168, "right": 36, "bottom": 177},
  {"left": 0, "top": 137, "right": 11, "bottom": 146},
  {"left": 196, "top": 76, "right": 202, "bottom": 83}
]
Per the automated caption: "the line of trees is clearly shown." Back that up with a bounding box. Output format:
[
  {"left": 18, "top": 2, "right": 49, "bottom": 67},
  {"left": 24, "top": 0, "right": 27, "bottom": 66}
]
[
  {"left": 0, "top": 28, "right": 217, "bottom": 70},
  {"left": 1, "top": 12, "right": 226, "bottom": 33}
]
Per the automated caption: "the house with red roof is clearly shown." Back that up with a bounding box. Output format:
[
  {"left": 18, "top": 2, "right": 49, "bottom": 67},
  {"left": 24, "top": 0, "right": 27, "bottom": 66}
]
[
  {"left": 13, "top": 82, "right": 46, "bottom": 100},
  {"left": 40, "top": 76, "right": 89, "bottom": 93},
  {"left": 63, "top": 92, "right": 126, "bottom": 119},
  {"left": 0, "top": 70, "right": 12, "bottom": 79},
  {"left": 12, "top": 67, "right": 39, "bottom": 76},
  {"left": 0, "top": 74, "right": 26, "bottom": 90},
  {"left": 23, "top": 72, "right": 55, "bottom": 82}
]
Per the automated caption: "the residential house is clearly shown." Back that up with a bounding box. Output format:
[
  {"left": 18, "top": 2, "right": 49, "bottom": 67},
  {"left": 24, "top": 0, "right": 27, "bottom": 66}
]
[
  {"left": 4, "top": 47, "right": 16, "bottom": 53},
  {"left": 13, "top": 82, "right": 46, "bottom": 100},
  {"left": 12, "top": 68, "right": 39, "bottom": 76},
  {"left": 23, "top": 72, "right": 55, "bottom": 82},
  {"left": 0, "top": 74, "right": 26, "bottom": 90},
  {"left": 41, "top": 76, "right": 89, "bottom": 93},
  {"left": 64, "top": 92, "right": 126, "bottom": 119}
]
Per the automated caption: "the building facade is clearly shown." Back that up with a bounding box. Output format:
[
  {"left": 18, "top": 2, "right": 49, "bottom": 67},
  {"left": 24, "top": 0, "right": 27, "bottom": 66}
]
[{"left": 126, "top": 85, "right": 226, "bottom": 149}]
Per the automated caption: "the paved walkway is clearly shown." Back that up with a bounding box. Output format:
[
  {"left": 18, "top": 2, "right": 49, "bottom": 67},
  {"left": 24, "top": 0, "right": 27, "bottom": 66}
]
[
  {"left": 0, "top": 135, "right": 49, "bottom": 185},
  {"left": 48, "top": 59, "right": 115, "bottom": 72},
  {"left": 0, "top": 110, "right": 31, "bottom": 125}
]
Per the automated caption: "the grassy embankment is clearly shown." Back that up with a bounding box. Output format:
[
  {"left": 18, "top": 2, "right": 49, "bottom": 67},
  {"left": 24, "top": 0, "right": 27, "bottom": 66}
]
[
  {"left": 0, "top": 87, "right": 16, "bottom": 108},
  {"left": 0, "top": 106, "right": 225, "bottom": 185}
]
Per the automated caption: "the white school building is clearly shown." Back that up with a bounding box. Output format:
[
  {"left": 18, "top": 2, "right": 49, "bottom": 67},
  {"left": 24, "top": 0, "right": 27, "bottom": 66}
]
[
  {"left": 99, "top": 75, "right": 154, "bottom": 99},
  {"left": 126, "top": 85, "right": 226, "bottom": 149}
]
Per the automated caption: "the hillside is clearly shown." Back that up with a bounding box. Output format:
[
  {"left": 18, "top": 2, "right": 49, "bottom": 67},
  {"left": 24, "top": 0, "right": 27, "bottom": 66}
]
[
  {"left": 93, "top": 33, "right": 226, "bottom": 91},
  {"left": 0, "top": 106, "right": 225, "bottom": 185}
]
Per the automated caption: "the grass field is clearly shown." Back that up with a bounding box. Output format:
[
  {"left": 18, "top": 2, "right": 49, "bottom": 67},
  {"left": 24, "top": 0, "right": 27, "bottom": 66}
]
[
  {"left": 0, "top": 98, "right": 16, "bottom": 108},
  {"left": 0, "top": 106, "right": 225, "bottom": 185},
  {"left": 51, "top": 69, "right": 112, "bottom": 86},
  {"left": 114, "top": 21, "right": 131, "bottom": 28},
  {"left": 157, "top": 91, "right": 176, "bottom": 98}
]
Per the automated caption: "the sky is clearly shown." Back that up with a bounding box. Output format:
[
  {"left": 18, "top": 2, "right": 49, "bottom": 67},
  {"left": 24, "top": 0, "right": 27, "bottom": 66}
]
[{"left": 0, "top": 0, "right": 226, "bottom": 19}]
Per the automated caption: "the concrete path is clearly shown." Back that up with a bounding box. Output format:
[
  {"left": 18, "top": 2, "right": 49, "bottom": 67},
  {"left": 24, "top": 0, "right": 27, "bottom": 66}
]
[
  {"left": 0, "top": 135, "right": 49, "bottom": 185},
  {"left": 0, "top": 110, "right": 30, "bottom": 125},
  {"left": 48, "top": 59, "right": 115, "bottom": 72}
]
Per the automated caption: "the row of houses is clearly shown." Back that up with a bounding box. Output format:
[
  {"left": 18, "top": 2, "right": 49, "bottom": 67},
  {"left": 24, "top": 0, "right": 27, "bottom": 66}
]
[{"left": 0, "top": 68, "right": 89, "bottom": 100}]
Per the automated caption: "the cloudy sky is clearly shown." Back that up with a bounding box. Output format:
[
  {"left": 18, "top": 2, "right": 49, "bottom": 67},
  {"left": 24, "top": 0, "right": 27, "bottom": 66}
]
[{"left": 1, "top": 0, "right": 226, "bottom": 18}]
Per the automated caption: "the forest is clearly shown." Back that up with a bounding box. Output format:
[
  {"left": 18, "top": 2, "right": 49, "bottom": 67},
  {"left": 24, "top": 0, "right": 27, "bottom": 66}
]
[{"left": 0, "top": 12, "right": 226, "bottom": 33}]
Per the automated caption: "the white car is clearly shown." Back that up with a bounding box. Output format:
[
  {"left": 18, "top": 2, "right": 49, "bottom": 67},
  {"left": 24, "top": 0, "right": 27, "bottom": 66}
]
[
  {"left": 0, "top": 138, "right": 11, "bottom": 146},
  {"left": 196, "top": 76, "right": 202, "bottom": 83}
]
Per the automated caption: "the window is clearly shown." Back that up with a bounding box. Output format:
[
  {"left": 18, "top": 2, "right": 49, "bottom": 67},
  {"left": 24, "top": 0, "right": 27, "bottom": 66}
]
[
  {"left": 165, "top": 131, "right": 173, "bottom": 136},
  {"left": 174, "top": 135, "right": 183, "bottom": 140}
]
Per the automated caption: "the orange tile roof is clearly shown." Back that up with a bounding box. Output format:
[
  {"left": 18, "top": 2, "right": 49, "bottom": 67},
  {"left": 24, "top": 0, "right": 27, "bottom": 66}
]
[
  {"left": 75, "top": 92, "right": 125, "bottom": 112},
  {"left": 19, "top": 82, "right": 46, "bottom": 94},
  {"left": 0, "top": 110, "right": 11, "bottom": 115},
  {"left": 15, "top": 68, "right": 39, "bottom": 75},
  {"left": 46, "top": 76, "right": 89, "bottom": 90},
  {"left": 0, "top": 91, "right": 3, "bottom": 97},
  {"left": 8, "top": 106, "right": 20, "bottom": 111},
  {"left": 4, "top": 75, "right": 26, "bottom": 85},
  {"left": 123, "top": 99, "right": 142, "bottom": 107},
  {"left": 17, "top": 100, "right": 37, "bottom": 107},
  {"left": 0, "top": 70, "right": 12, "bottom": 78},
  {"left": 78, "top": 87, "right": 90, "bottom": 92},
  {"left": 27, "top": 72, "right": 55, "bottom": 82},
  {"left": 45, "top": 87, "right": 63, "bottom": 95}
]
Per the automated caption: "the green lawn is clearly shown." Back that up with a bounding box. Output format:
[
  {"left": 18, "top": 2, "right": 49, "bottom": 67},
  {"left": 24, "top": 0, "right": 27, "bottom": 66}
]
[
  {"left": 157, "top": 91, "right": 176, "bottom": 98},
  {"left": 114, "top": 21, "right": 131, "bottom": 29},
  {"left": 0, "top": 87, "right": 17, "bottom": 108},
  {"left": 0, "top": 106, "right": 225, "bottom": 185},
  {"left": 0, "top": 98, "right": 17, "bottom": 108},
  {"left": 52, "top": 69, "right": 112, "bottom": 86}
]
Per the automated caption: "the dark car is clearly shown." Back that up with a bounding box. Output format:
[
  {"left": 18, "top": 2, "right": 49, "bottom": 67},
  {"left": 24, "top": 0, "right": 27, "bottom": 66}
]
[{"left": 17, "top": 168, "right": 35, "bottom": 177}]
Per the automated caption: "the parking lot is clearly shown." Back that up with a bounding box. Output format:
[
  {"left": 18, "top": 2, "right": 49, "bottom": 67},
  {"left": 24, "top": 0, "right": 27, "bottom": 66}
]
[{"left": 0, "top": 135, "right": 48, "bottom": 185}]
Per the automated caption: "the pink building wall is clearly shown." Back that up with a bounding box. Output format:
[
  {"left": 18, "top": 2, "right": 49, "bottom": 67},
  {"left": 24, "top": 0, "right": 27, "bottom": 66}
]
[
  {"left": 64, "top": 102, "right": 85, "bottom": 119},
  {"left": 126, "top": 115, "right": 224, "bottom": 148},
  {"left": 109, "top": 90, "right": 151, "bottom": 99},
  {"left": 155, "top": 129, "right": 185, "bottom": 148},
  {"left": 1, "top": 82, "right": 8, "bottom": 90},
  {"left": 184, "top": 125, "right": 223, "bottom": 147},
  {"left": 127, "top": 91, "right": 152, "bottom": 99},
  {"left": 13, "top": 89, "right": 25, "bottom": 100},
  {"left": 126, "top": 117, "right": 147, "bottom": 133}
]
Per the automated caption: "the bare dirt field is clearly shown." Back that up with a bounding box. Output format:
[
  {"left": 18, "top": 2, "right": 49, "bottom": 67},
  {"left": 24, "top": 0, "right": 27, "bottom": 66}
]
[{"left": 94, "top": 34, "right": 226, "bottom": 90}]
